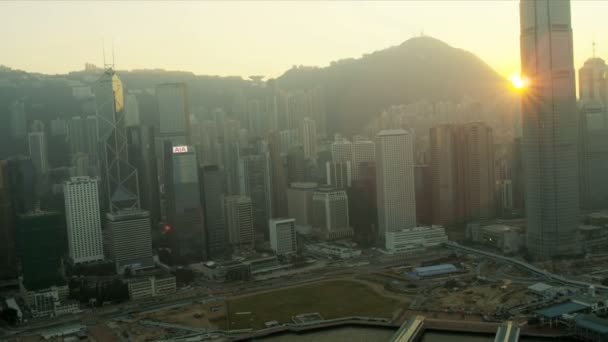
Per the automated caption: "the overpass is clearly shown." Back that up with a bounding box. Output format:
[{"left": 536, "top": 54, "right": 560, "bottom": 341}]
[
  {"left": 390, "top": 315, "right": 425, "bottom": 342},
  {"left": 445, "top": 242, "right": 608, "bottom": 292},
  {"left": 494, "top": 321, "right": 520, "bottom": 342}
]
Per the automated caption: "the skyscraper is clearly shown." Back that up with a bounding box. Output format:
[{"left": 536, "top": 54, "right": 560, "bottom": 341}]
[
  {"left": 224, "top": 195, "right": 255, "bottom": 250},
  {"left": 64, "top": 177, "right": 104, "bottom": 264},
  {"left": 301, "top": 117, "right": 318, "bottom": 161},
  {"left": 287, "top": 182, "right": 317, "bottom": 229},
  {"left": 9, "top": 100, "right": 27, "bottom": 141},
  {"left": 164, "top": 144, "right": 205, "bottom": 262},
  {"left": 269, "top": 218, "right": 297, "bottom": 255},
  {"left": 312, "top": 187, "right": 352, "bottom": 240},
  {"left": 325, "top": 161, "right": 352, "bottom": 189},
  {"left": 269, "top": 131, "right": 288, "bottom": 218},
  {"left": 430, "top": 124, "right": 465, "bottom": 226},
  {"left": 156, "top": 83, "right": 190, "bottom": 145},
  {"left": 376, "top": 129, "right": 416, "bottom": 240},
  {"left": 106, "top": 209, "right": 154, "bottom": 274},
  {"left": 16, "top": 211, "right": 67, "bottom": 291},
  {"left": 0, "top": 161, "right": 16, "bottom": 279},
  {"left": 578, "top": 57, "right": 608, "bottom": 209},
  {"left": 520, "top": 0, "right": 580, "bottom": 257},
  {"left": 28, "top": 132, "right": 49, "bottom": 175},
  {"left": 94, "top": 69, "right": 140, "bottom": 213},
  {"left": 352, "top": 140, "right": 375, "bottom": 181},
  {"left": 462, "top": 122, "right": 495, "bottom": 221},
  {"left": 239, "top": 149, "right": 272, "bottom": 239},
  {"left": 201, "top": 165, "right": 228, "bottom": 260}
]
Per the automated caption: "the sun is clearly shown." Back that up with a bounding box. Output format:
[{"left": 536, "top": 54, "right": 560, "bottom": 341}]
[{"left": 510, "top": 73, "right": 527, "bottom": 90}]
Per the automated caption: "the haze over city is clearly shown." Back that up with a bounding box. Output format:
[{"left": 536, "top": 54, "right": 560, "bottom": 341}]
[
  {"left": 3, "top": 1, "right": 608, "bottom": 342},
  {"left": 2, "top": 0, "right": 607, "bottom": 79}
]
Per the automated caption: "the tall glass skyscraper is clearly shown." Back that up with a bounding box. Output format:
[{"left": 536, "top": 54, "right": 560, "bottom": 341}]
[
  {"left": 520, "top": 0, "right": 580, "bottom": 257},
  {"left": 94, "top": 69, "right": 140, "bottom": 213}
]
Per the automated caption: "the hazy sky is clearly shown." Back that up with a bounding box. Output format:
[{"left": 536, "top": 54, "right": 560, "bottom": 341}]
[{"left": 1, "top": 1, "right": 606, "bottom": 79}]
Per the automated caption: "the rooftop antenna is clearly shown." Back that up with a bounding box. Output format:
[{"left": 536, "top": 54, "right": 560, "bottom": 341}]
[{"left": 111, "top": 39, "right": 115, "bottom": 68}]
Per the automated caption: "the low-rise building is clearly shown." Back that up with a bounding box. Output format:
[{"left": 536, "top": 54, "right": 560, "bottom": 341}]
[
  {"left": 194, "top": 261, "right": 251, "bottom": 283},
  {"left": 244, "top": 255, "right": 290, "bottom": 276},
  {"left": 579, "top": 225, "right": 608, "bottom": 254},
  {"left": 385, "top": 226, "right": 448, "bottom": 253},
  {"left": 127, "top": 275, "right": 176, "bottom": 300},
  {"left": 306, "top": 243, "right": 362, "bottom": 259},
  {"left": 467, "top": 223, "right": 524, "bottom": 254},
  {"left": 20, "top": 284, "right": 80, "bottom": 318}
]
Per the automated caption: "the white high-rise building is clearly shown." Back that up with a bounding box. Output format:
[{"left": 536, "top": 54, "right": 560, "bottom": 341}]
[
  {"left": 28, "top": 132, "right": 49, "bottom": 175},
  {"left": 301, "top": 117, "right": 317, "bottom": 161},
  {"left": 64, "top": 177, "right": 104, "bottom": 264},
  {"left": 520, "top": 0, "right": 579, "bottom": 257},
  {"left": 352, "top": 140, "right": 375, "bottom": 180},
  {"left": 331, "top": 139, "right": 353, "bottom": 164},
  {"left": 269, "top": 218, "right": 297, "bottom": 255},
  {"left": 376, "top": 129, "right": 417, "bottom": 240}
]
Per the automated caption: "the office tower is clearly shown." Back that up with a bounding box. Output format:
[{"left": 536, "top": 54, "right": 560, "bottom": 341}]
[
  {"left": 94, "top": 69, "right": 140, "bottom": 212},
  {"left": 414, "top": 165, "right": 433, "bottom": 225},
  {"left": 222, "top": 119, "right": 242, "bottom": 195},
  {"left": 578, "top": 57, "right": 608, "bottom": 209},
  {"left": 64, "top": 177, "right": 104, "bottom": 264},
  {"left": 197, "top": 119, "right": 222, "bottom": 166},
  {"left": 127, "top": 126, "right": 161, "bottom": 230},
  {"left": 7, "top": 157, "right": 37, "bottom": 214},
  {"left": 68, "top": 116, "right": 98, "bottom": 156},
  {"left": 224, "top": 195, "right": 255, "bottom": 250},
  {"left": 462, "top": 122, "right": 495, "bottom": 220},
  {"left": 269, "top": 132, "right": 288, "bottom": 218},
  {"left": 301, "top": 117, "right": 317, "bottom": 161},
  {"left": 352, "top": 140, "right": 375, "bottom": 180},
  {"left": 28, "top": 132, "right": 49, "bottom": 175},
  {"left": 10, "top": 100, "right": 27, "bottom": 140},
  {"left": 287, "top": 182, "right": 317, "bottom": 228},
  {"left": 16, "top": 211, "right": 67, "bottom": 290},
  {"left": 50, "top": 118, "right": 68, "bottom": 137},
  {"left": 0, "top": 161, "right": 17, "bottom": 279},
  {"left": 124, "top": 93, "right": 140, "bottom": 127},
  {"left": 287, "top": 145, "right": 310, "bottom": 183},
  {"left": 269, "top": 218, "right": 297, "bottom": 255},
  {"left": 201, "top": 165, "right": 228, "bottom": 259},
  {"left": 164, "top": 144, "right": 205, "bottom": 262},
  {"left": 331, "top": 139, "right": 353, "bottom": 164},
  {"left": 312, "top": 186, "right": 352, "bottom": 240},
  {"left": 156, "top": 83, "right": 190, "bottom": 145},
  {"left": 376, "top": 129, "right": 416, "bottom": 239},
  {"left": 430, "top": 124, "right": 465, "bottom": 225},
  {"left": 106, "top": 209, "right": 154, "bottom": 274},
  {"left": 239, "top": 150, "right": 272, "bottom": 239},
  {"left": 325, "top": 161, "right": 352, "bottom": 189},
  {"left": 349, "top": 162, "right": 377, "bottom": 246},
  {"left": 520, "top": 0, "right": 580, "bottom": 257}
]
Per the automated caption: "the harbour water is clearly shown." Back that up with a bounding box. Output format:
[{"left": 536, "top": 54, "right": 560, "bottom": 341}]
[{"left": 260, "top": 326, "right": 570, "bottom": 341}]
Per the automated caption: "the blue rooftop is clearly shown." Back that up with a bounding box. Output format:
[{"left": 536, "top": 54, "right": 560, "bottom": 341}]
[
  {"left": 576, "top": 315, "right": 608, "bottom": 334},
  {"left": 536, "top": 302, "right": 588, "bottom": 318},
  {"left": 414, "top": 264, "right": 457, "bottom": 276}
]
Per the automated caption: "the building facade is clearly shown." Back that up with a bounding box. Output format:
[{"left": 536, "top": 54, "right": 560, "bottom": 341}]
[
  {"left": 106, "top": 209, "right": 154, "bottom": 274},
  {"left": 520, "top": 0, "right": 580, "bottom": 257},
  {"left": 224, "top": 195, "right": 255, "bottom": 250},
  {"left": 64, "top": 177, "right": 104, "bottom": 264},
  {"left": 312, "top": 187, "right": 353, "bottom": 240},
  {"left": 269, "top": 218, "right": 297, "bottom": 255}
]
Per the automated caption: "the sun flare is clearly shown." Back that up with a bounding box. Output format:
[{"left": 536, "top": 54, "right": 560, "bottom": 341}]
[{"left": 510, "top": 73, "right": 526, "bottom": 89}]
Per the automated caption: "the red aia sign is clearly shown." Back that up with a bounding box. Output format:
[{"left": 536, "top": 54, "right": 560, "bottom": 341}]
[{"left": 172, "top": 146, "right": 188, "bottom": 154}]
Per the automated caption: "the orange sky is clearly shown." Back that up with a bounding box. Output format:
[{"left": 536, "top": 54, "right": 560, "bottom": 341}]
[{"left": 1, "top": 1, "right": 605, "bottom": 79}]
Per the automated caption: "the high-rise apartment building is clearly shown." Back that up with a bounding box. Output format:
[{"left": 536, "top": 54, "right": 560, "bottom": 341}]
[
  {"left": 520, "top": 0, "right": 580, "bottom": 257},
  {"left": 352, "top": 140, "right": 375, "bottom": 180},
  {"left": 224, "top": 195, "right": 255, "bottom": 250},
  {"left": 269, "top": 218, "right": 297, "bottom": 255},
  {"left": 64, "top": 177, "right": 104, "bottom": 264},
  {"left": 239, "top": 150, "right": 272, "bottom": 238},
  {"left": 376, "top": 129, "right": 417, "bottom": 239},
  {"left": 269, "top": 132, "right": 288, "bottom": 218},
  {"left": 0, "top": 161, "right": 16, "bottom": 279},
  {"left": 164, "top": 144, "right": 205, "bottom": 262}
]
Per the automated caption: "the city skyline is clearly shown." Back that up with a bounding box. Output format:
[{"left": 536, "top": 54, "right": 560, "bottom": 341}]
[{"left": 1, "top": 1, "right": 607, "bottom": 80}]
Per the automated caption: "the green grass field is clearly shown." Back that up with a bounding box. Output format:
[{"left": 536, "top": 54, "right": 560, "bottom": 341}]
[{"left": 226, "top": 280, "right": 404, "bottom": 329}]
